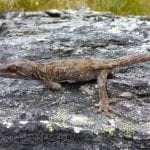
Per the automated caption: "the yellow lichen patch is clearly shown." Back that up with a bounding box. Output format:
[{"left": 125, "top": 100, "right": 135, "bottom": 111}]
[
  {"left": 46, "top": 122, "right": 54, "bottom": 132},
  {"left": 51, "top": 112, "right": 71, "bottom": 122},
  {"left": 123, "top": 124, "right": 135, "bottom": 139},
  {"left": 70, "top": 114, "right": 95, "bottom": 126},
  {"left": 46, "top": 121, "right": 68, "bottom": 132},
  {"left": 46, "top": 111, "right": 71, "bottom": 132},
  {"left": 102, "top": 125, "right": 116, "bottom": 137}
]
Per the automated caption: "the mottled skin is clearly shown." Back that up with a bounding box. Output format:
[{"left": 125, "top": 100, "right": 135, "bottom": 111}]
[{"left": 0, "top": 54, "right": 150, "bottom": 115}]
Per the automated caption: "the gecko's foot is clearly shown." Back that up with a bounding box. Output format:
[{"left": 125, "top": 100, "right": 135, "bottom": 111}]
[{"left": 95, "top": 103, "right": 121, "bottom": 117}]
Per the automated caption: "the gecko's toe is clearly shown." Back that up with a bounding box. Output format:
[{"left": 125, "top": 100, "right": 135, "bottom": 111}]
[
  {"left": 95, "top": 102, "right": 110, "bottom": 113},
  {"left": 95, "top": 103, "right": 121, "bottom": 116},
  {"left": 95, "top": 103, "right": 101, "bottom": 107},
  {"left": 109, "top": 108, "right": 121, "bottom": 117},
  {"left": 95, "top": 108, "right": 102, "bottom": 113}
]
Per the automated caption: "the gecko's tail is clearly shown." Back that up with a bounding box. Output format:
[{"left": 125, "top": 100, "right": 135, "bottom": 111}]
[{"left": 112, "top": 54, "right": 150, "bottom": 68}]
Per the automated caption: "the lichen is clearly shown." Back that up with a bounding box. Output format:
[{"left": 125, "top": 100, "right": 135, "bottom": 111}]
[
  {"left": 46, "top": 112, "right": 70, "bottom": 132},
  {"left": 51, "top": 112, "right": 71, "bottom": 122},
  {"left": 123, "top": 125, "right": 135, "bottom": 139},
  {"left": 70, "top": 114, "right": 94, "bottom": 126},
  {"left": 46, "top": 123, "right": 54, "bottom": 132},
  {"left": 46, "top": 121, "right": 68, "bottom": 132},
  {"left": 102, "top": 125, "right": 116, "bottom": 137}
]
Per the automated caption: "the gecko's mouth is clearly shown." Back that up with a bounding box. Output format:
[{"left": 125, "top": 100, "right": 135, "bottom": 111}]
[
  {"left": 0, "top": 64, "right": 24, "bottom": 79},
  {"left": 0, "top": 72, "right": 18, "bottom": 78},
  {"left": 0, "top": 57, "right": 34, "bottom": 79},
  {"left": 0, "top": 65, "right": 34, "bottom": 80}
]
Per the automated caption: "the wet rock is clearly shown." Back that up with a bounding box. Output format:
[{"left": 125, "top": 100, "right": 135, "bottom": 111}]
[
  {"left": 140, "top": 16, "right": 150, "bottom": 21},
  {"left": 0, "top": 8, "right": 150, "bottom": 149},
  {"left": 0, "top": 22, "right": 8, "bottom": 32},
  {"left": 0, "top": 12, "right": 6, "bottom": 19}
]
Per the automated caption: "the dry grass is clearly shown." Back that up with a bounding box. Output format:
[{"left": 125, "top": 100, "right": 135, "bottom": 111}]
[{"left": 0, "top": 0, "right": 149, "bottom": 16}]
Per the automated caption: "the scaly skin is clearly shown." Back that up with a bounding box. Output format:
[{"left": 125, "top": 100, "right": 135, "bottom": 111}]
[{"left": 0, "top": 54, "right": 150, "bottom": 115}]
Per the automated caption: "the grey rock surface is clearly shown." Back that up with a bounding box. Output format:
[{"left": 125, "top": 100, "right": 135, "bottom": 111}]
[{"left": 0, "top": 8, "right": 150, "bottom": 150}]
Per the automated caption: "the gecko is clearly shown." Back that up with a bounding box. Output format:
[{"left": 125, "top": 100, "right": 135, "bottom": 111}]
[{"left": 0, "top": 54, "right": 150, "bottom": 115}]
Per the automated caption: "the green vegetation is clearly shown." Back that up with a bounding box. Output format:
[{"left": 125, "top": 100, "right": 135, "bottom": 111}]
[{"left": 0, "top": 0, "right": 150, "bottom": 16}]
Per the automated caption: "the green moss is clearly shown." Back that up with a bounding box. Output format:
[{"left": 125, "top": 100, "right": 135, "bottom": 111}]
[
  {"left": 0, "top": 0, "right": 150, "bottom": 16},
  {"left": 102, "top": 125, "right": 116, "bottom": 137}
]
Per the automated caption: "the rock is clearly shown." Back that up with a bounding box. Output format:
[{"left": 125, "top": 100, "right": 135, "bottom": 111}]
[
  {"left": 0, "top": 9, "right": 150, "bottom": 149},
  {"left": 45, "top": 10, "right": 62, "bottom": 17},
  {"left": 0, "top": 12, "right": 6, "bottom": 19},
  {"left": 119, "top": 92, "right": 134, "bottom": 99},
  {"left": 139, "top": 16, "right": 150, "bottom": 21}
]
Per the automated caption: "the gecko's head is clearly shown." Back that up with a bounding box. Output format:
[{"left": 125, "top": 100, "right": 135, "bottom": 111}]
[{"left": 0, "top": 56, "right": 36, "bottom": 79}]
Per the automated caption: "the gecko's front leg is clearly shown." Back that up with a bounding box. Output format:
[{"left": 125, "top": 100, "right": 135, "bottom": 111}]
[
  {"left": 44, "top": 79, "right": 62, "bottom": 90},
  {"left": 95, "top": 69, "right": 120, "bottom": 116}
]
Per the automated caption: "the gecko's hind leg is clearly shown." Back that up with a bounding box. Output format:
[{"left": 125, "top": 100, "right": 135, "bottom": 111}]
[
  {"left": 95, "top": 69, "right": 121, "bottom": 116},
  {"left": 95, "top": 102, "right": 121, "bottom": 117}
]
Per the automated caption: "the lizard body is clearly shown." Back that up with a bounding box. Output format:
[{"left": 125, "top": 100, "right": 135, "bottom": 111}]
[{"left": 0, "top": 54, "right": 150, "bottom": 115}]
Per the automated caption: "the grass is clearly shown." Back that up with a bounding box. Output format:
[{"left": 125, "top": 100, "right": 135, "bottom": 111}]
[
  {"left": 87, "top": 0, "right": 150, "bottom": 15},
  {"left": 0, "top": 0, "right": 149, "bottom": 16}
]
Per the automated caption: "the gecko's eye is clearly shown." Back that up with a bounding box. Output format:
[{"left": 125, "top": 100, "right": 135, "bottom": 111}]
[{"left": 8, "top": 66, "right": 18, "bottom": 73}]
